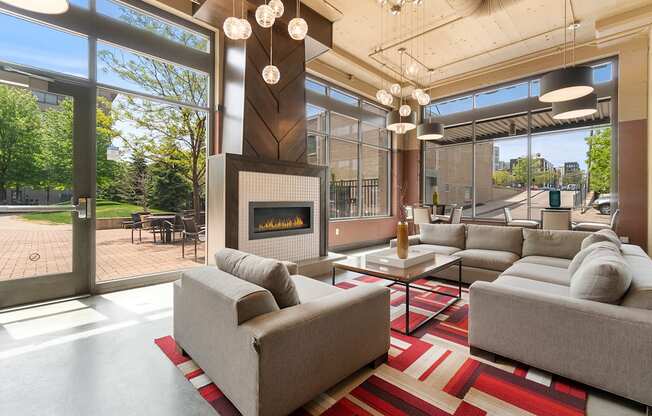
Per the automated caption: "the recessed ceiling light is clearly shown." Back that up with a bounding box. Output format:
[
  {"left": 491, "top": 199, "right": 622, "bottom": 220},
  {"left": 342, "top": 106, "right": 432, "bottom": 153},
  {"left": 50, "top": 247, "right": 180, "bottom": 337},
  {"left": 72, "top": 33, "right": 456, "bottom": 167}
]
[{"left": 0, "top": 0, "right": 69, "bottom": 14}]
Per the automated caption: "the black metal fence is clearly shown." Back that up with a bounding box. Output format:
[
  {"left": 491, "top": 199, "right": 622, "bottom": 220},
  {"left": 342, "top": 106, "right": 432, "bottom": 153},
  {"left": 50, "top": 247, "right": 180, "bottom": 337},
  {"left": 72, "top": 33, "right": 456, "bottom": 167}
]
[{"left": 330, "top": 178, "right": 383, "bottom": 218}]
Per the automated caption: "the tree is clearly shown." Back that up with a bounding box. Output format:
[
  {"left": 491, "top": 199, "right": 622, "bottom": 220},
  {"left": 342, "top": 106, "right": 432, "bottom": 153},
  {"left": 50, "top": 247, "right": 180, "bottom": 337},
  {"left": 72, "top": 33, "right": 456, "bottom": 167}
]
[
  {"left": 97, "top": 5, "right": 208, "bottom": 218},
  {"left": 586, "top": 128, "right": 611, "bottom": 194},
  {"left": 492, "top": 170, "right": 512, "bottom": 187},
  {"left": 0, "top": 85, "right": 42, "bottom": 202},
  {"left": 147, "top": 151, "right": 191, "bottom": 212},
  {"left": 511, "top": 158, "right": 529, "bottom": 185},
  {"left": 128, "top": 148, "right": 149, "bottom": 210}
]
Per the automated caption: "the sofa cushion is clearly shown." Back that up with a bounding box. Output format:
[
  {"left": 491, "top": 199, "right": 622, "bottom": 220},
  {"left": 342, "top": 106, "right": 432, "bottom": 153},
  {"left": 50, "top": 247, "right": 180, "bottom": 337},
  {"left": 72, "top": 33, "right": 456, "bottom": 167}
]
[
  {"left": 456, "top": 249, "right": 519, "bottom": 272},
  {"left": 414, "top": 244, "right": 461, "bottom": 255},
  {"left": 570, "top": 248, "right": 632, "bottom": 304},
  {"left": 493, "top": 275, "right": 571, "bottom": 298},
  {"left": 292, "top": 275, "right": 342, "bottom": 303},
  {"left": 568, "top": 241, "right": 621, "bottom": 275},
  {"left": 581, "top": 229, "right": 621, "bottom": 250},
  {"left": 516, "top": 256, "right": 571, "bottom": 269},
  {"left": 621, "top": 254, "right": 652, "bottom": 310},
  {"left": 419, "top": 224, "right": 466, "bottom": 249},
  {"left": 466, "top": 224, "right": 522, "bottom": 256},
  {"left": 215, "top": 248, "right": 300, "bottom": 308},
  {"left": 503, "top": 262, "right": 571, "bottom": 286},
  {"left": 522, "top": 229, "right": 591, "bottom": 260},
  {"left": 621, "top": 244, "right": 648, "bottom": 258}
]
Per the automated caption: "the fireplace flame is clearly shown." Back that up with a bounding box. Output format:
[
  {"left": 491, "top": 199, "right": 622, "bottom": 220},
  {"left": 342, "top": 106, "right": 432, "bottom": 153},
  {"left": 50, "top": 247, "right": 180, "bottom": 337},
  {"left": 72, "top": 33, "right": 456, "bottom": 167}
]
[{"left": 257, "top": 216, "right": 306, "bottom": 232}]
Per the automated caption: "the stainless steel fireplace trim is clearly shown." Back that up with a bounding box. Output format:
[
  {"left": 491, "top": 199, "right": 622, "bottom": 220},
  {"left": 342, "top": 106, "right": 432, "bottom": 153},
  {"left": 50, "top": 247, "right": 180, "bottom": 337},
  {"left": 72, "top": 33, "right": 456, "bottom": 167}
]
[{"left": 249, "top": 201, "right": 315, "bottom": 240}]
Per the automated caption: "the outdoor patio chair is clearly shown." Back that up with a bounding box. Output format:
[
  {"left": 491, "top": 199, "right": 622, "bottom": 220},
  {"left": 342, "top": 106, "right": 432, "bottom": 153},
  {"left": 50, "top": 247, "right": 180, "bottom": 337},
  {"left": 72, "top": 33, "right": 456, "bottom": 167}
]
[
  {"left": 122, "top": 211, "right": 150, "bottom": 229},
  {"left": 572, "top": 208, "right": 620, "bottom": 232},
  {"left": 163, "top": 214, "right": 185, "bottom": 243},
  {"left": 182, "top": 217, "right": 205, "bottom": 261},
  {"left": 503, "top": 207, "right": 540, "bottom": 229},
  {"left": 131, "top": 213, "right": 158, "bottom": 244},
  {"left": 449, "top": 207, "right": 463, "bottom": 224}
]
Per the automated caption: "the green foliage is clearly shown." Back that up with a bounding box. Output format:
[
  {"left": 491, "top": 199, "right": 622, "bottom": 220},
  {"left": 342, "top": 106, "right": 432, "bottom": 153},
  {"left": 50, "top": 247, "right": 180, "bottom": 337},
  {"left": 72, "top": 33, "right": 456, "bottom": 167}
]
[
  {"left": 147, "top": 151, "right": 191, "bottom": 212},
  {"left": 511, "top": 158, "right": 529, "bottom": 185},
  {"left": 586, "top": 128, "right": 611, "bottom": 193},
  {"left": 22, "top": 200, "right": 163, "bottom": 224},
  {"left": 492, "top": 170, "right": 513, "bottom": 187},
  {"left": 0, "top": 85, "right": 42, "bottom": 199}
]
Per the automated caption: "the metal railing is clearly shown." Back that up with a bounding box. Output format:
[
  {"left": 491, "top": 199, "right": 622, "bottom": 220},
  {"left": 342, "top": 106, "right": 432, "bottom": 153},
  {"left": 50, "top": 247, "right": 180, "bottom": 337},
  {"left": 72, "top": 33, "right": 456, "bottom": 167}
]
[{"left": 330, "top": 178, "right": 383, "bottom": 218}]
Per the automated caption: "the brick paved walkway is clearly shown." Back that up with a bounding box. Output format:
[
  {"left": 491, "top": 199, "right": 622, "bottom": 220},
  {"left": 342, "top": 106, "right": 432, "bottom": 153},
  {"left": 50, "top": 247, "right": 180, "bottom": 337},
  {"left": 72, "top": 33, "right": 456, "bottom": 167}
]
[{"left": 0, "top": 215, "right": 205, "bottom": 282}]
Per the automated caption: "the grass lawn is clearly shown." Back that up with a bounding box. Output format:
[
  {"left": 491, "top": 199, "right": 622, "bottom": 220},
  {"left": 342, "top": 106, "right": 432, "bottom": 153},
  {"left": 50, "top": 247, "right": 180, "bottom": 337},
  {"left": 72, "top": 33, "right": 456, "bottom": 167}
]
[{"left": 21, "top": 200, "right": 164, "bottom": 224}]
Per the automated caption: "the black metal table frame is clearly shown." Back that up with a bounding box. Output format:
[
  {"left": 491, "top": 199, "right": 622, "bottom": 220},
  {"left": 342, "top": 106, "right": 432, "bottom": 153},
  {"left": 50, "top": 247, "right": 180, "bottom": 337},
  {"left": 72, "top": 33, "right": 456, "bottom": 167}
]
[{"left": 332, "top": 258, "right": 462, "bottom": 336}]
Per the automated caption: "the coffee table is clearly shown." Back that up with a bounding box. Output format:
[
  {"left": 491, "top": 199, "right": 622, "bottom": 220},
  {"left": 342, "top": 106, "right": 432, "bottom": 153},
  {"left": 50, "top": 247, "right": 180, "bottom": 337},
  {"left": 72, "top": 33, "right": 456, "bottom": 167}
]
[{"left": 332, "top": 253, "right": 462, "bottom": 335}]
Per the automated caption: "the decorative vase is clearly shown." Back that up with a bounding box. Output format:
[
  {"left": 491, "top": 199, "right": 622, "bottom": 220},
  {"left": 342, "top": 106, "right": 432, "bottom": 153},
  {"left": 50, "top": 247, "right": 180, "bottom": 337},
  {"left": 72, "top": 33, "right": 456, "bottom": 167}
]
[
  {"left": 432, "top": 191, "right": 439, "bottom": 206},
  {"left": 396, "top": 221, "right": 409, "bottom": 259}
]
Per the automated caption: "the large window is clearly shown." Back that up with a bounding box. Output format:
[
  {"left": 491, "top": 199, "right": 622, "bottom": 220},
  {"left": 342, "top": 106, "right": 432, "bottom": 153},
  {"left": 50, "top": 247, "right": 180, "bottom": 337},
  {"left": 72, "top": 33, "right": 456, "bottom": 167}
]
[
  {"left": 306, "top": 78, "right": 391, "bottom": 219},
  {"left": 423, "top": 60, "right": 616, "bottom": 224}
]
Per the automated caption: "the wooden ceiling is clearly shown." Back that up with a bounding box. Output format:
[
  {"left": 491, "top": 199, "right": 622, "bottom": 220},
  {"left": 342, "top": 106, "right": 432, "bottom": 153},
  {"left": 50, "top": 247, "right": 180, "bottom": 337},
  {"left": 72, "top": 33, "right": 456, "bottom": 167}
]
[{"left": 312, "top": 0, "right": 651, "bottom": 94}]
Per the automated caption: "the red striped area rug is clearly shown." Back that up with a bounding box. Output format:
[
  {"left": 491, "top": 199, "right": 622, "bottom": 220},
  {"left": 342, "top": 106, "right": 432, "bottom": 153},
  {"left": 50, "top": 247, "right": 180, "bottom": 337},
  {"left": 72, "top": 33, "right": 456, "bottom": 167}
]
[{"left": 155, "top": 276, "right": 587, "bottom": 415}]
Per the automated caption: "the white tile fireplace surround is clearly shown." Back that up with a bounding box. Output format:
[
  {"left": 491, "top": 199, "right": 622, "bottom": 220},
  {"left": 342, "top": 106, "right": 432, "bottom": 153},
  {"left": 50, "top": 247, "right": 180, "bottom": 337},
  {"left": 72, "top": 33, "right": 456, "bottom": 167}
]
[{"left": 238, "top": 171, "right": 321, "bottom": 262}]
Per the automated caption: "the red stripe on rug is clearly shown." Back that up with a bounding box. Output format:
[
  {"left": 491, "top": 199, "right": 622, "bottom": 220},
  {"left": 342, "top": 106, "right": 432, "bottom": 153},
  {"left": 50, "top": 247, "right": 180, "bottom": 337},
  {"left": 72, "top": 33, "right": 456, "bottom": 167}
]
[
  {"left": 474, "top": 373, "right": 583, "bottom": 416},
  {"left": 198, "top": 383, "right": 224, "bottom": 402},
  {"left": 364, "top": 375, "right": 450, "bottom": 416},
  {"left": 443, "top": 359, "right": 482, "bottom": 396},
  {"left": 322, "top": 397, "right": 374, "bottom": 416},
  {"left": 419, "top": 349, "right": 452, "bottom": 381},
  {"left": 454, "top": 401, "right": 487, "bottom": 416},
  {"left": 185, "top": 368, "right": 204, "bottom": 380},
  {"left": 352, "top": 384, "right": 410, "bottom": 416},
  {"left": 389, "top": 337, "right": 432, "bottom": 372},
  {"left": 154, "top": 336, "right": 190, "bottom": 366}
]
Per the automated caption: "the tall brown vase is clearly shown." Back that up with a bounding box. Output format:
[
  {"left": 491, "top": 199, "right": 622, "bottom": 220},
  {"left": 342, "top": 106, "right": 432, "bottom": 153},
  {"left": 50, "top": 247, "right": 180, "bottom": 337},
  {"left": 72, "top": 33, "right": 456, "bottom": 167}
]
[{"left": 396, "top": 221, "right": 409, "bottom": 259}]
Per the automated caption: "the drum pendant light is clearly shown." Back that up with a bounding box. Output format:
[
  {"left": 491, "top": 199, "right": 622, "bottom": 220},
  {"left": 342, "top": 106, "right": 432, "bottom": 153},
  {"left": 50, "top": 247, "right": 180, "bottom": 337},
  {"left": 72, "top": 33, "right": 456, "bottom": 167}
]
[
  {"left": 552, "top": 92, "right": 597, "bottom": 120},
  {"left": 417, "top": 121, "right": 444, "bottom": 140},
  {"left": 539, "top": 1, "right": 593, "bottom": 103}
]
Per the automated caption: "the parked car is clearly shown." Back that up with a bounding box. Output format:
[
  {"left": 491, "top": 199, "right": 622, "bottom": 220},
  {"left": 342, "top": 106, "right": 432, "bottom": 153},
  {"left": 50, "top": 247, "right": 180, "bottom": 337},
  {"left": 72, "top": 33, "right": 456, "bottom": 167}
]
[{"left": 592, "top": 193, "right": 611, "bottom": 215}]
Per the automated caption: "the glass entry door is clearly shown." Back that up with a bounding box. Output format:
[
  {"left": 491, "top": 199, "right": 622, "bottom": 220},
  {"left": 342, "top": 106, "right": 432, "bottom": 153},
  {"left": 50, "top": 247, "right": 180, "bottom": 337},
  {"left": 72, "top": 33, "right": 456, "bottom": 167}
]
[{"left": 0, "top": 77, "right": 93, "bottom": 308}]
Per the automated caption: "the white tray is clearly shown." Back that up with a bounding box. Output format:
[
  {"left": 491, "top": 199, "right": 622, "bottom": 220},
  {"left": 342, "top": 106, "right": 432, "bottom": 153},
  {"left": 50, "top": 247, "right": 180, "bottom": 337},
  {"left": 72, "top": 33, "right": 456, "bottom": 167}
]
[{"left": 366, "top": 247, "right": 435, "bottom": 268}]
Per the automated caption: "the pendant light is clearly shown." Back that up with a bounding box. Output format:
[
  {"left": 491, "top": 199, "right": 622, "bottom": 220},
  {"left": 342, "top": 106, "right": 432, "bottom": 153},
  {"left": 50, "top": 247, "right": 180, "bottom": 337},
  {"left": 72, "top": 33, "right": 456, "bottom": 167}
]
[
  {"left": 387, "top": 46, "right": 415, "bottom": 134},
  {"left": 268, "top": 0, "right": 284, "bottom": 17},
  {"left": 224, "top": 0, "right": 243, "bottom": 40},
  {"left": 0, "top": 0, "right": 69, "bottom": 14},
  {"left": 539, "top": 1, "right": 593, "bottom": 103},
  {"left": 375, "top": 2, "right": 393, "bottom": 106},
  {"left": 417, "top": 120, "right": 444, "bottom": 140},
  {"left": 256, "top": 2, "right": 276, "bottom": 28},
  {"left": 288, "top": 0, "right": 308, "bottom": 40},
  {"left": 239, "top": 0, "right": 252, "bottom": 40},
  {"left": 552, "top": 92, "right": 597, "bottom": 120},
  {"left": 262, "top": 27, "right": 280, "bottom": 85}
]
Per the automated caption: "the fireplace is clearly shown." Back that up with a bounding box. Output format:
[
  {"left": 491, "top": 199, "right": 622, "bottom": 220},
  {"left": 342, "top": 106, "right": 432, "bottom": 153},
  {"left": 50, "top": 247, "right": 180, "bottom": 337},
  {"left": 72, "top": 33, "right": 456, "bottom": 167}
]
[{"left": 249, "top": 201, "right": 314, "bottom": 240}]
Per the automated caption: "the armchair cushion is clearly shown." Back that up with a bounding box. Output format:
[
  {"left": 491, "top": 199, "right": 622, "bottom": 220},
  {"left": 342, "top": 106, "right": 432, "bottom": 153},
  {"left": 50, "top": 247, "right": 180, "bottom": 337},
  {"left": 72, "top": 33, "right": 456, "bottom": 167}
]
[
  {"left": 216, "top": 248, "right": 300, "bottom": 309},
  {"left": 466, "top": 224, "right": 522, "bottom": 255},
  {"left": 456, "top": 249, "right": 519, "bottom": 272},
  {"left": 522, "top": 229, "right": 590, "bottom": 259},
  {"left": 568, "top": 241, "right": 620, "bottom": 275}
]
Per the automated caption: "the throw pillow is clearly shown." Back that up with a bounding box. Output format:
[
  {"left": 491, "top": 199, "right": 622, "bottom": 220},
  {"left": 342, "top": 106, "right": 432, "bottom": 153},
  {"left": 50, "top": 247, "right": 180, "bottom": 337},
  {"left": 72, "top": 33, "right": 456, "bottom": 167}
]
[
  {"left": 581, "top": 228, "right": 621, "bottom": 250},
  {"left": 419, "top": 224, "right": 466, "bottom": 249},
  {"left": 215, "top": 248, "right": 300, "bottom": 308},
  {"left": 568, "top": 241, "right": 621, "bottom": 275},
  {"left": 570, "top": 248, "right": 632, "bottom": 304}
]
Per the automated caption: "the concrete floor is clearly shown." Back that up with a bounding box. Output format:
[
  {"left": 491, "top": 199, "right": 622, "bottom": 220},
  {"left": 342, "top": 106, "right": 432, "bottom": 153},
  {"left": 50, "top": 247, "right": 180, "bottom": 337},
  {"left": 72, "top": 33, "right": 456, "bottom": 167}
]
[{"left": 0, "top": 247, "right": 648, "bottom": 416}]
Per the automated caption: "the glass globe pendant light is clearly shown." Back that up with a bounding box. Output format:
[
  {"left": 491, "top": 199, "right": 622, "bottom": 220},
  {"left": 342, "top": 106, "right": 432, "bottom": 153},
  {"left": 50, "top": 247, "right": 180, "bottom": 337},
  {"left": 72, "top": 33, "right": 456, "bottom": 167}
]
[
  {"left": 262, "top": 27, "right": 280, "bottom": 85},
  {"left": 389, "top": 83, "right": 402, "bottom": 96},
  {"left": 405, "top": 61, "right": 420, "bottom": 78},
  {"left": 239, "top": 0, "right": 252, "bottom": 40},
  {"left": 399, "top": 104, "right": 412, "bottom": 117},
  {"left": 288, "top": 0, "right": 308, "bottom": 40},
  {"left": 256, "top": 2, "right": 276, "bottom": 28},
  {"left": 417, "top": 91, "right": 430, "bottom": 106},
  {"left": 268, "top": 0, "right": 284, "bottom": 17},
  {"left": 0, "top": 0, "right": 69, "bottom": 14},
  {"left": 223, "top": 0, "right": 243, "bottom": 40}
]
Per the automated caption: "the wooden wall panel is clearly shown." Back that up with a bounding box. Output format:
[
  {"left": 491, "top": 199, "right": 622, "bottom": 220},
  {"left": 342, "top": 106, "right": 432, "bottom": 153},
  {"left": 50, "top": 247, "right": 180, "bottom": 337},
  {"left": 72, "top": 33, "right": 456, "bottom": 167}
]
[{"left": 243, "top": 14, "right": 307, "bottom": 163}]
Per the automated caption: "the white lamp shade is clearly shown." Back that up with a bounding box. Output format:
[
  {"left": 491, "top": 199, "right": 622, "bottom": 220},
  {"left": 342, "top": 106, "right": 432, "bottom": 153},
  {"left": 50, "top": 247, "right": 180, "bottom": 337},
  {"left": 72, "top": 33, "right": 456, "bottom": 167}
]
[
  {"left": 288, "top": 17, "right": 308, "bottom": 40},
  {"left": 0, "top": 0, "right": 69, "bottom": 14},
  {"left": 223, "top": 16, "right": 243, "bottom": 40},
  {"left": 268, "top": 0, "right": 284, "bottom": 17},
  {"left": 262, "top": 65, "right": 281, "bottom": 84},
  {"left": 387, "top": 110, "right": 416, "bottom": 134},
  {"left": 539, "top": 66, "right": 594, "bottom": 103},
  {"left": 255, "top": 4, "right": 276, "bottom": 28},
  {"left": 552, "top": 92, "right": 598, "bottom": 120},
  {"left": 417, "top": 122, "right": 444, "bottom": 140}
]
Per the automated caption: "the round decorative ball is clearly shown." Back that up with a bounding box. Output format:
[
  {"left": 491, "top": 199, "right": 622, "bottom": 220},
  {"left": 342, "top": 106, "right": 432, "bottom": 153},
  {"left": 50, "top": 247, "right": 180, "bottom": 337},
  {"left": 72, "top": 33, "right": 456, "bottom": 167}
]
[
  {"left": 411, "top": 88, "right": 424, "bottom": 100},
  {"left": 223, "top": 16, "right": 243, "bottom": 40},
  {"left": 376, "top": 89, "right": 388, "bottom": 102},
  {"left": 262, "top": 65, "right": 281, "bottom": 85},
  {"left": 399, "top": 104, "right": 412, "bottom": 117},
  {"left": 255, "top": 4, "right": 276, "bottom": 28},
  {"left": 405, "top": 61, "right": 420, "bottom": 78},
  {"left": 268, "top": 0, "right": 284, "bottom": 18},
  {"left": 239, "top": 18, "right": 252, "bottom": 40},
  {"left": 380, "top": 92, "right": 394, "bottom": 106},
  {"left": 417, "top": 92, "right": 431, "bottom": 106},
  {"left": 389, "top": 83, "right": 402, "bottom": 96},
  {"left": 288, "top": 17, "right": 308, "bottom": 40}
]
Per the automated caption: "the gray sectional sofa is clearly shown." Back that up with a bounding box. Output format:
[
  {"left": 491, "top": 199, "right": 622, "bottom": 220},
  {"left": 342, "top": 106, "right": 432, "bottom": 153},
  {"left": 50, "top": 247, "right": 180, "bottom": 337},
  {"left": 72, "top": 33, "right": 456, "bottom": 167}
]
[{"left": 393, "top": 223, "right": 652, "bottom": 407}]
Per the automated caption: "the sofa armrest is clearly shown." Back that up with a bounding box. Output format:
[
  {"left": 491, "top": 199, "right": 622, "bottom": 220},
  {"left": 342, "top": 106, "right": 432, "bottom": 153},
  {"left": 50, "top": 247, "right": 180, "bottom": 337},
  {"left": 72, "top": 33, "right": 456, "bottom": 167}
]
[
  {"left": 389, "top": 234, "right": 421, "bottom": 248},
  {"left": 280, "top": 260, "right": 298, "bottom": 275},
  {"left": 469, "top": 282, "right": 652, "bottom": 406},
  {"left": 241, "top": 284, "right": 390, "bottom": 416}
]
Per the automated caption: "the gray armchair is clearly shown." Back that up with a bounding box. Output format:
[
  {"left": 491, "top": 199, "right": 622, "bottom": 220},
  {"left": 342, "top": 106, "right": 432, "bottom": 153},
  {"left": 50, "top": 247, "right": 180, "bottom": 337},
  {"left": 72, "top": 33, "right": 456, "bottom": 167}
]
[{"left": 174, "top": 265, "right": 390, "bottom": 416}]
